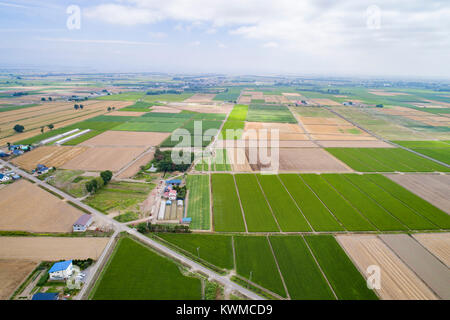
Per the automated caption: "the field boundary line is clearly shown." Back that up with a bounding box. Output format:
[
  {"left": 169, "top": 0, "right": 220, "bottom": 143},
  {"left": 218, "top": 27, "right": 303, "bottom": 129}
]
[
  {"left": 209, "top": 173, "right": 214, "bottom": 232},
  {"left": 288, "top": 106, "right": 322, "bottom": 147},
  {"left": 231, "top": 235, "right": 236, "bottom": 271},
  {"left": 113, "top": 146, "right": 154, "bottom": 179},
  {"left": 366, "top": 175, "right": 441, "bottom": 230},
  {"left": 295, "top": 174, "right": 346, "bottom": 231},
  {"left": 318, "top": 175, "right": 379, "bottom": 232},
  {"left": 328, "top": 107, "right": 450, "bottom": 169},
  {"left": 275, "top": 175, "right": 315, "bottom": 232},
  {"left": 341, "top": 175, "right": 410, "bottom": 231},
  {"left": 254, "top": 173, "right": 282, "bottom": 232},
  {"left": 266, "top": 236, "right": 290, "bottom": 300},
  {"left": 301, "top": 235, "right": 338, "bottom": 300},
  {"left": 232, "top": 174, "right": 248, "bottom": 233}
]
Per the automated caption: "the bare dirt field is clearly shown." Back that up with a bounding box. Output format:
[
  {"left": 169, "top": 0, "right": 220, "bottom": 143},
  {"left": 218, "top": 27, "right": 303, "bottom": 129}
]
[
  {"left": 337, "top": 235, "right": 437, "bottom": 300},
  {"left": 0, "top": 100, "right": 133, "bottom": 145},
  {"left": 107, "top": 111, "right": 146, "bottom": 116},
  {"left": 245, "top": 122, "right": 304, "bottom": 133},
  {"left": 237, "top": 95, "right": 252, "bottom": 104},
  {"left": 116, "top": 151, "right": 155, "bottom": 179},
  {"left": 216, "top": 140, "right": 318, "bottom": 148},
  {"left": 61, "top": 146, "right": 146, "bottom": 172},
  {"left": 311, "top": 134, "right": 377, "bottom": 141},
  {"left": 380, "top": 234, "right": 450, "bottom": 300},
  {"left": 317, "top": 140, "right": 393, "bottom": 148},
  {"left": 168, "top": 103, "right": 232, "bottom": 114},
  {"left": 150, "top": 105, "right": 181, "bottom": 113},
  {"left": 282, "top": 92, "right": 302, "bottom": 97},
  {"left": 80, "top": 131, "right": 170, "bottom": 147},
  {"left": 412, "top": 233, "right": 450, "bottom": 267},
  {"left": 0, "top": 237, "right": 109, "bottom": 260},
  {"left": 0, "top": 259, "right": 39, "bottom": 300},
  {"left": 299, "top": 116, "right": 348, "bottom": 125},
  {"left": 0, "top": 180, "right": 82, "bottom": 233},
  {"left": 310, "top": 98, "right": 342, "bottom": 106},
  {"left": 227, "top": 147, "right": 252, "bottom": 172},
  {"left": 385, "top": 174, "right": 450, "bottom": 213},
  {"left": 369, "top": 90, "right": 409, "bottom": 96},
  {"left": 264, "top": 95, "right": 290, "bottom": 104},
  {"left": 11, "top": 146, "right": 88, "bottom": 171},
  {"left": 184, "top": 93, "right": 216, "bottom": 103}
]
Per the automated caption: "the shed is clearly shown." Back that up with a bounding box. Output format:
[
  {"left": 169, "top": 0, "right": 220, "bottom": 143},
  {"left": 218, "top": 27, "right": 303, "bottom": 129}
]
[
  {"left": 73, "top": 214, "right": 93, "bottom": 232},
  {"left": 166, "top": 179, "right": 182, "bottom": 185}
]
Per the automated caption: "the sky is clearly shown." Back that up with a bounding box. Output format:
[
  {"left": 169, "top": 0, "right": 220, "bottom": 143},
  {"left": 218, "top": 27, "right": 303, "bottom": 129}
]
[{"left": 0, "top": 0, "right": 449, "bottom": 78}]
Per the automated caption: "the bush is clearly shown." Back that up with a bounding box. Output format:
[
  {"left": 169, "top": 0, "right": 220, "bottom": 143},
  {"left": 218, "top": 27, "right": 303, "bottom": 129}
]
[
  {"left": 100, "top": 170, "right": 113, "bottom": 185},
  {"left": 13, "top": 124, "right": 25, "bottom": 133},
  {"left": 73, "top": 258, "right": 94, "bottom": 270},
  {"left": 37, "top": 272, "right": 49, "bottom": 286}
]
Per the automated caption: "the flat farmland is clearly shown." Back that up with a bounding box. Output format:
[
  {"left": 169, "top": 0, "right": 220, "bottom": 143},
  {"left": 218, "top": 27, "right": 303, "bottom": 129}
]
[
  {"left": 278, "top": 174, "right": 344, "bottom": 231},
  {"left": 305, "top": 235, "right": 378, "bottom": 300},
  {"left": 318, "top": 140, "right": 393, "bottom": 148},
  {"left": 156, "top": 233, "right": 233, "bottom": 270},
  {"left": 269, "top": 236, "right": 335, "bottom": 300},
  {"left": 91, "top": 237, "right": 202, "bottom": 300},
  {"left": 211, "top": 174, "right": 245, "bottom": 232},
  {"left": 380, "top": 234, "right": 450, "bottom": 300},
  {"left": 385, "top": 174, "right": 450, "bottom": 214},
  {"left": 116, "top": 151, "right": 154, "bottom": 179},
  {"left": 234, "top": 236, "right": 287, "bottom": 298},
  {"left": 393, "top": 141, "right": 450, "bottom": 165},
  {"left": 0, "top": 260, "right": 38, "bottom": 300},
  {"left": 0, "top": 180, "right": 82, "bottom": 233},
  {"left": 235, "top": 174, "right": 279, "bottom": 232},
  {"left": 366, "top": 174, "right": 450, "bottom": 229},
  {"left": 79, "top": 130, "right": 170, "bottom": 147},
  {"left": 186, "top": 175, "right": 211, "bottom": 230},
  {"left": 226, "top": 148, "right": 252, "bottom": 172},
  {"left": 0, "top": 237, "right": 109, "bottom": 260},
  {"left": 256, "top": 174, "right": 311, "bottom": 232},
  {"left": 336, "top": 235, "right": 437, "bottom": 300},
  {"left": 184, "top": 93, "right": 216, "bottom": 103},
  {"left": 413, "top": 233, "right": 450, "bottom": 267},
  {"left": 278, "top": 148, "right": 352, "bottom": 172},
  {"left": 61, "top": 146, "right": 146, "bottom": 172},
  {"left": 301, "top": 174, "right": 377, "bottom": 231},
  {"left": 107, "top": 111, "right": 147, "bottom": 116},
  {"left": 11, "top": 145, "right": 87, "bottom": 171},
  {"left": 326, "top": 148, "right": 450, "bottom": 172},
  {"left": 320, "top": 174, "right": 405, "bottom": 231},
  {"left": 1, "top": 100, "right": 132, "bottom": 145},
  {"left": 246, "top": 104, "right": 297, "bottom": 123}
]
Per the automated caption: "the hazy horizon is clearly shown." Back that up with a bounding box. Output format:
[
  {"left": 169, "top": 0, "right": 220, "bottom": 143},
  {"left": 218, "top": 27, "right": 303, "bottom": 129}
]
[{"left": 1, "top": 0, "right": 449, "bottom": 79}]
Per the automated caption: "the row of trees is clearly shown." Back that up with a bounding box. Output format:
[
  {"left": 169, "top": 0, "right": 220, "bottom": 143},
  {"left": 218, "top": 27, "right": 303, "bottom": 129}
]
[{"left": 74, "top": 104, "right": 84, "bottom": 110}]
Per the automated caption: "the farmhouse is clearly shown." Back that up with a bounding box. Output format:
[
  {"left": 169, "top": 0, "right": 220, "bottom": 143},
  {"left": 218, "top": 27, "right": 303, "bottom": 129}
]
[
  {"left": 73, "top": 214, "right": 93, "bottom": 232},
  {"left": 0, "top": 174, "right": 11, "bottom": 183},
  {"left": 48, "top": 260, "right": 73, "bottom": 280}
]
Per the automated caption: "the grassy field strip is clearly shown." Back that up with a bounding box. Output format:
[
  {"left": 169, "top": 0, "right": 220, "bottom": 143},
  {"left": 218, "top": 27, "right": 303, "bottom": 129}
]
[
  {"left": 91, "top": 237, "right": 202, "bottom": 300},
  {"left": 266, "top": 235, "right": 290, "bottom": 299},
  {"left": 186, "top": 175, "right": 210, "bottom": 230},
  {"left": 278, "top": 174, "right": 344, "bottom": 232},
  {"left": 211, "top": 174, "right": 245, "bottom": 232},
  {"left": 256, "top": 174, "right": 312, "bottom": 232},
  {"left": 374, "top": 148, "right": 449, "bottom": 172},
  {"left": 366, "top": 175, "right": 450, "bottom": 229},
  {"left": 254, "top": 173, "right": 282, "bottom": 232},
  {"left": 304, "top": 235, "right": 378, "bottom": 300},
  {"left": 300, "top": 174, "right": 376, "bottom": 231},
  {"left": 232, "top": 175, "right": 249, "bottom": 233},
  {"left": 393, "top": 141, "right": 450, "bottom": 165},
  {"left": 156, "top": 233, "right": 234, "bottom": 270},
  {"left": 364, "top": 149, "right": 417, "bottom": 172},
  {"left": 322, "top": 174, "right": 407, "bottom": 231},
  {"left": 234, "top": 174, "right": 279, "bottom": 232},
  {"left": 269, "top": 236, "right": 336, "bottom": 300},
  {"left": 234, "top": 236, "right": 287, "bottom": 298},
  {"left": 344, "top": 175, "right": 438, "bottom": 230},
  {"left": 325, "top": 148, "right": 377, "bottom": 172}
]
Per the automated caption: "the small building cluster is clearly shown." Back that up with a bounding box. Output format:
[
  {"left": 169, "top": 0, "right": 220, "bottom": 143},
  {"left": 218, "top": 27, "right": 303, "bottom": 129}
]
[
  {"left": 48, "top": 260, "right": 73, "bottom": 281},
  {"left": 32, "top": 164, "right": 51, "bottom": 175},
  {"left": 1, "top": 144, "right": 33, "bottom": 157},
  {"left": 73, "top": 214, "right": 93, "bottom": 232},
  {"left": 163, "top": 179, "right": 182, "bottom": 201},
  {"left": 0, "top": 165, "right": 21, "bottom": 183}
]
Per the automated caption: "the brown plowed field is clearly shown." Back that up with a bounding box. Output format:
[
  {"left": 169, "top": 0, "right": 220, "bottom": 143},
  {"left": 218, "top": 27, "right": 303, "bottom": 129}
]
[
  {"left": 150, "top": 105, "right": 181, "bottom": 113},
  {"left": 245, "top": 122, "right": 304, "bottom": 133},
  {"left": 11, "top": 146, "right": 88, "bottom": 171},
  {"left": 0, "top": 259, "right": 39, "bottom": 300},
  {"left": 318, "top": 140, "right": 394, "bottom": 148},
  {"left": 0, "top": 237, "right": 109, "bottom": 260},
  {"left": 0, "top": 180, "right": 82, "bottom": 233},
  {"left": 107, "top": 111, "right": 146, "bottom": 116},
  {"left": 337, "top": 235, "right": 437, "bottom": 300},
  {"left": 116, "top": 151, "right": 155, "bottom": 179},
  {"left": 80, "top": 131, "right": 170, "bottom": 147},
  {"left": 227, "top": 148, "right": 252, "bottom": 172},
  {"left": 413, "top": 233, "right": 450, "bottom": 267},
  {"left": 61, "top": 146, "right": 146, "bottom": 172},
  {"left": 310, "top": 98, "right": 342, "bottom": 106},
  {"left": 385, "top": 174, "right": 450, "bottom": 213},
  {"left": 184, "top": 93, "right": 216, "bottom": 103}
]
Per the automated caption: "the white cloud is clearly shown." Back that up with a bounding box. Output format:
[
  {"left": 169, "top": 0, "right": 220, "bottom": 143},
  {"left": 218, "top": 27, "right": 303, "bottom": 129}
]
[
  {"left": 148, "top": 31, "right": 167, "bottom": 38},
  {"left": 189, "top": 40, "right": 200, "bottom": 46},
  {"left": 37, "top": 37, "right": 162, "bottom": 45},
  {"left": 217, "top": 41, "right": 227, "bottom": 48},
  {"left": 262, "top": 41, "right": 278, "bottom": 48},
  {"left": 84, "top": 4, "right": 163, "bottom": 26}
]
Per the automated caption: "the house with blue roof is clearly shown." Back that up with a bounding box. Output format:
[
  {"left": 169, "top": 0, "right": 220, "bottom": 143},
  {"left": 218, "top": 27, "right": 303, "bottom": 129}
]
[
  {"left": 48, "top": 260, "right": 73, "bottom": 280},
  {"left": 32, "top": 292, "right": 59, "bottom": 300}
]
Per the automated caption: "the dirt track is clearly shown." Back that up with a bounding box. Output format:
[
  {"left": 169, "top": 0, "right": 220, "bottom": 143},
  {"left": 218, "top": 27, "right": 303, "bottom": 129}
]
[
  {"left": 337, "top": 235, "right": 437, "bottom": 300},
  {"left": 0, "top": 237, "right": 109, "bottom": 260}
]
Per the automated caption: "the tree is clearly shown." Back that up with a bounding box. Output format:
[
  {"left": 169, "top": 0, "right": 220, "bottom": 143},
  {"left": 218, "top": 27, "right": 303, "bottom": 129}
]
[
  {"left": 107, "top": 107, "right": 112, "bottom": 112},
  {"left": 100, "top": 170, "right": 113, "bottom": 185},
  {"left": 13, "top": 124, "right": 24, "bottom": 133},
  {"left": 137, "top": 223, "right": 148, "bottom": 234},
  {"left": 41, "top": 97, "right": 46, "bottom": 101},
  {"left": 47, "top": 124, "right": 54, "bottom": 130},
  {"left": 79, "top": 105, "right": 84, "bottom": 109},
  {"left": 40, "top": 127, "right": 44, "bottom": 134},
  {"left": 74, "top": 104, "right": 79, "bottom": 110},
  {"left": 48, "top": 97, "right": 52, "bottom": 101}
]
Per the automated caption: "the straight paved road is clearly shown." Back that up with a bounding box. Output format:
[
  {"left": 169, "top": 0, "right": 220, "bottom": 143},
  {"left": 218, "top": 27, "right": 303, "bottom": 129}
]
[{"left": 0, "top": 158, "right": 264, "bottom": 300}]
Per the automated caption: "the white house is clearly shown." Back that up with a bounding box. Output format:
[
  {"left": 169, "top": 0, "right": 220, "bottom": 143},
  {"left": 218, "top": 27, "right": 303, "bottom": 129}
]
[
  {"left": 0, "top": 174, "right": 11, "bottom": 183},
  {"left": 73, "top": 214, "right": 93, "bottom": 232},
  {"left": 48, "top": 260, "right": 73, "bottom": 280}
]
